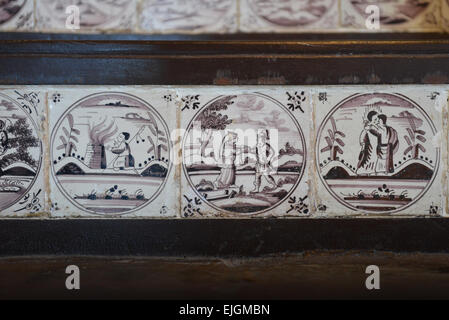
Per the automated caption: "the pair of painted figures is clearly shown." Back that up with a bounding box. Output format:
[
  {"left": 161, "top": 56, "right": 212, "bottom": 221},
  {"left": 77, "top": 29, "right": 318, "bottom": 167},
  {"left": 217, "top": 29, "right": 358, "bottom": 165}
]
[
  {"left": 213, "top": 129, "right": 277, "bottom": 193},
  {"left": 213, "top": 108, "right": 399, "bottom": 195},
  {"left": 356, "top": 111, "right": 399, "bottom": 176}
]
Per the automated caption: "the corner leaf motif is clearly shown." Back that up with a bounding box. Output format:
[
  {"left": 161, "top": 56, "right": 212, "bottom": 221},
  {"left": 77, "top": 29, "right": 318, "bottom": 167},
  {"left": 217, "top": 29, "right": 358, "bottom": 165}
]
[
  {"left": 287, "top": 195, "right": 309, "bottom": 216},
  {"left": 286, "top": 91, "right": 306, "bottom": 113},
  {"left": 183, "top": 194, "right": 203, "bottom": 217},
  {"left": 14, "top": 189, "right": 42, "bottom": 213},
  {"left": 181, "top": 95, "right": 201, "bottom": 111},
  {"left": 15, "top": 91, "right": 40, "bottom": 115}
]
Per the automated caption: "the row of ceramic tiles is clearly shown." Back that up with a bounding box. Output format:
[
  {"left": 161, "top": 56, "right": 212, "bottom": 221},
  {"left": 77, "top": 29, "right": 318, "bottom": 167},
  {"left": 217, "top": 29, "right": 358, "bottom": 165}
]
[
  {"left": 0, "top": 86, "right": 448, "bottom": 218},
  {"left": 1, "top": 0, "right": 449, "bottom": 34}
]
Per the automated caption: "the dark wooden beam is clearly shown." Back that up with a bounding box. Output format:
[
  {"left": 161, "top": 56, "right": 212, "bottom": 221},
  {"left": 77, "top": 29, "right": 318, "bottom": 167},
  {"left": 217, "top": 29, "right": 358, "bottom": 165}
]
[
  {"left": 0, "top": 219, "right": 448, "bottom": 257},
  {"left": 1, "top": 33, "right": 449, "bottom": 85}
]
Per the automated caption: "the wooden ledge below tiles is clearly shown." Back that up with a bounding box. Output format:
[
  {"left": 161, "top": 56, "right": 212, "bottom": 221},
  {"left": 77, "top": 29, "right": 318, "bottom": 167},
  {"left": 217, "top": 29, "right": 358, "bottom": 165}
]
[{"left": 1, "top": 219, "right": 449, "bottom": 257}]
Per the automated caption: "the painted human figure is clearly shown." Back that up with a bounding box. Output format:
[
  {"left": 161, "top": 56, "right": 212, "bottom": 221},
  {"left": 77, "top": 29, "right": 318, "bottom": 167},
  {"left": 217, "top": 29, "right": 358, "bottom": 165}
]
[
  {"left": 356, "top": 111, "right": 379, "bottom": 176},
  {"left": 214, "top": 131, "right": 238, "bottom": 189},
  {"left": 251, "top": 129, "right": 277, "bottom": 193},
  {"left": 374, "top": 114, "right": 399, "bottom": 174},
  {"left": 111, "top": 132, "right": 135, "bottom": 170},
  {"left": 0, "top": 119, "right": 8, "bottom": 156},
  {"left": 357, "top": 111, "right": 398, "bottom": 175}
]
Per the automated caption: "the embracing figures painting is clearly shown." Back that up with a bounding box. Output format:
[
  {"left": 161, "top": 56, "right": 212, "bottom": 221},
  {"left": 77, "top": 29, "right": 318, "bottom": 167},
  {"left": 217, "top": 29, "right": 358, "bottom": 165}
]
[
  {"left": 317, "top": 92, "right": 438, "bottom": 213},
  {"left": 356, "top": 110, "right": 399, "bottom": 176}
]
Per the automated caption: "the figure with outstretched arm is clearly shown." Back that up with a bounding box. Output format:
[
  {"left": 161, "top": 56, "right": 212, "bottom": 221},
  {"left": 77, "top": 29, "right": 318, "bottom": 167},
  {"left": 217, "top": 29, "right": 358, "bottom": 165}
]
[
  {"left": 250, "top": 129, "right": 277, "bottom": 193},
  {"left": 111, "top": 132, "right": 135, "bottom": 171}
]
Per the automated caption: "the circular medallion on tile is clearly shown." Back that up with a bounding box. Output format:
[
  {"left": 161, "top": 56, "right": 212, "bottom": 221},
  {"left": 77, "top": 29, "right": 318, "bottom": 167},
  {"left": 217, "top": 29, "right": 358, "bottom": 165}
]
[
  {"left": 316, "top": 92, "right": 439, "bottom": 214},
  {"left": 39, "top": 0, "right": 133, "bottom": 28},
  {"left": 247, "top": 0, "right": 335, "bottom": 27},
  {"left": 51, "top": 92, "right": 171, "bottom": 215},
  {"left": 182, "top": 93, "right": 306, "bottom": 215},
  {"left": 0, "top": 93, "right": 42, "bottom": 211},
  {"left": 0, "top": 0, "right": 27, "bottom": 25},
  {"left": 141, "top": 0, "right": 233, "bottom": 31},
  {"left": 349, "top": 0, "right": 431, "bottom": 25}
]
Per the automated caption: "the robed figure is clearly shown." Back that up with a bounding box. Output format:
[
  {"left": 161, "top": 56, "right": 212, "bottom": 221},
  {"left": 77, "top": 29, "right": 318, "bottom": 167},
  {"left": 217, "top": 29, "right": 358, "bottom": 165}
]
[{"left": 357, "top": 112, "right": 399, "bottom": 175}]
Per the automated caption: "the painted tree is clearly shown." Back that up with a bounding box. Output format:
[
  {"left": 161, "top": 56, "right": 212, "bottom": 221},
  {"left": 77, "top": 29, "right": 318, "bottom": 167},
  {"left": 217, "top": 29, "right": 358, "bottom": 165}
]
[
  {"left": 401, "top": 111, "right": 426, "bottom": 159},
  {"left": 320, "top": 116, "right": 345, "bottom": 161},
  {"left": 196, "top": 95, "right": 235, "bottom": 160},
  {"left": 144, "top": 112, "right": 168, "bottom": 160},
  {"left": 0, "top": 118, "right": 39, "bottom": 170},
  {"left": 56, "top": 113, "right": 80, "bottom": 157}
]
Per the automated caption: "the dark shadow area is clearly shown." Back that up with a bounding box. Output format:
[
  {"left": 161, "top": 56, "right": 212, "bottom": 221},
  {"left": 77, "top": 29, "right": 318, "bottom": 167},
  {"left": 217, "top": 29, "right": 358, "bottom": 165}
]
[{"left": 1, "top": 252, "right": 449, "bottom": 299}]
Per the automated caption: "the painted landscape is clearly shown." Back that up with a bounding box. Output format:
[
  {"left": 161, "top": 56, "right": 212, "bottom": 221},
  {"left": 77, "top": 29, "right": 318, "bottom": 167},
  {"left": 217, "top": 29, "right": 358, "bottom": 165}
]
[
  {"left": 0, "top": 94, "right": 41, "bottom": 211},
  {"left": 41, "top": 0, "right": 131, "bottom": 27},
  {"left": 350, "top": 0, "right": 431, "bottom": 25},
  {"left": 142, "top": 0, "right": 233, "bottom": 31},
  {"left": 317, "top": 93, "right": 437, "bottom": 213},
  {"left": 51, "top": 93, "right": 170, "bottom": 214},
  {"left": 248, "top": 0, "right": 335, "bottom": 26},
  {"left": 183, "top": 94, "right": 305, "bottom": 214},
  {"left": 0, "top": 0, "right": 27, "bottom": 25}
]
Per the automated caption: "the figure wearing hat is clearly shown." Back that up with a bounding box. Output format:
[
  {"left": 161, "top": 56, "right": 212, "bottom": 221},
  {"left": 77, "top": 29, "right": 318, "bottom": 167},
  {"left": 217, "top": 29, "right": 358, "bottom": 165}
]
[{"left": 251, "top": 129, "right": 277, "bottom": 193}]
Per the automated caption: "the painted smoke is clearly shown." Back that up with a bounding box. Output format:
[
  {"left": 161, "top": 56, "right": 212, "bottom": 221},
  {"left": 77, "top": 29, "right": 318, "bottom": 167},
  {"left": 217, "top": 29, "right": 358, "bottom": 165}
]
[{"left": 85, "top": 117, "right": 117, "bottom": 169}]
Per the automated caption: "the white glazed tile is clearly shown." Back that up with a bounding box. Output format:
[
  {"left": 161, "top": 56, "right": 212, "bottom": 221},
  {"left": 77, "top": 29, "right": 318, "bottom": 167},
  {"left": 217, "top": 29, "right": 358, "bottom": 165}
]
[
  {"left": 139, "top": 0, "right": 237, "bottom": 33},
  {"left": 445, "top": 87, "right": 449, "bottom": 217},
  {"left": 178, "top": 87, "right": 311, "bottom": 218},
  {"left": 0, "top": 0, "right": 34, "bottom": 31},
  {"left": 313, "top": 86, "right": 446, "bottom": 217},
  {"left": 239, "top": 0, "right": 339, "bottom": 33},
  {"left": 341, "top": 0, "right": 441, "bottom": 32},
  {"left": 442, "top": 0, "right": 449, "bottom": 31},
  {"left": 48, "top": 87, "right": 178, "bottom": 217},
  {"left": 36, "top": 0, "right": 137, "bottom": 32},
  {"left": 0, "top": 87, "right": 47, "bottom": 217}
]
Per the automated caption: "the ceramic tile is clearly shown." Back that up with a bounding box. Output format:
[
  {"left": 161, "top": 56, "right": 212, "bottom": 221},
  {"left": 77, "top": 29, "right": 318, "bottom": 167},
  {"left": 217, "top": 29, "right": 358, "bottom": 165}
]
[
  {"left": 0, "top": 0, "right": 34, "bottom": 31},
  {"left": 341, "top": 0, "right": 441, "bottom": 32},
  {"left": 36, "top": 0, "right": 137, "bottom": 32},
  {"left": 442, "top": 0, "right": 449, "bottom": 30},
  {"left": 48, "top": 87, "right": 178, "bottom": 217},
  {"left": 444, "top": 87, "right": 449, "bottom": 217},
  {"left": 313, "top": 86, "right": 446, "bottom": 217},
  {"left": 239, "top": 0, "right": 339, "bottom": 32},
  {"left": 139, "top": 0, "right": 237, "bottom": 33},
  {"left": 178, "top": 87, "right": 311, "bottom": 218},
  {"left": 0, "top": 88, "right": 47, "bottom": 217}
]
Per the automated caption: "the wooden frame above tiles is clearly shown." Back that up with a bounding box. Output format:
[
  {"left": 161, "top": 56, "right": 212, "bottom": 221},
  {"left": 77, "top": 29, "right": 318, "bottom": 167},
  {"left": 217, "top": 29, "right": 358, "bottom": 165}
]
[
  {"left": 1, "top": 33, "right": 449, "bottom": 85},
  {"left": 1, "top": 0, "right": 449, "bottom": 34}
]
